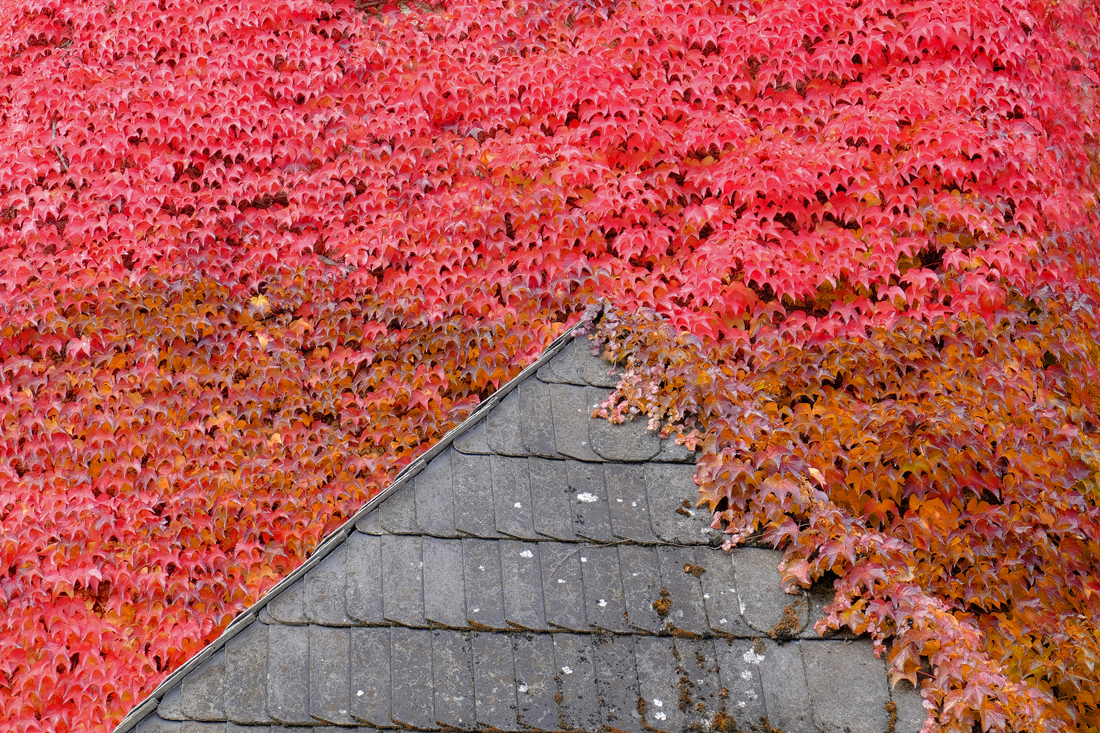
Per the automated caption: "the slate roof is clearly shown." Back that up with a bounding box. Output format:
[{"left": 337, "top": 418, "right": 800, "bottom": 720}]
[{"left": 114, "top": 330, "right": 928, "bottom": 733}]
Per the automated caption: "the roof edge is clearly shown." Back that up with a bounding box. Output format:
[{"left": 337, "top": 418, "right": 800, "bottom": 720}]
[{"left": 111, "top": 322, "right": 585, "bottom": 733}]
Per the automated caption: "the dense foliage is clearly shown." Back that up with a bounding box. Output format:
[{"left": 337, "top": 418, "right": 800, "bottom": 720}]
[{"left": 0, "top": 0, "right": 1098, "bottom": 730}]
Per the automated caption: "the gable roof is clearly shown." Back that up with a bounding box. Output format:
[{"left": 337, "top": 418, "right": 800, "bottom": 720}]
[{"left": 114, "top": 328, "right": 927, "bottom": 733}]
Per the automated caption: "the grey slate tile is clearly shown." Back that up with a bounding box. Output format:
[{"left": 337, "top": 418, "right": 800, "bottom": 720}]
[
  {"left": 226, "top": 724, "right": 267, "bottom": 733},
  {"left": 732, "top": 549, "right": 808, "bottom": 638},
  {"left": 548, "top": 382, "right": 604, "bottom": 462},
  {"left": 673, "top": 638, "right": 723, "bottom": 727},
  {"left": 803, "top": 579, "right": 857, "bottom": 639},
  {"left": 567, "top": 460, "right": 614, "bottom": 543},
  {"left": 539, "top": 542, "right": 588, "bottom": 632},
  {"left": 346, "top": 532, "right": 385, "bottom": 624},
  {"left": 310, "top": 626, "right": 354, "bottom": 726},
  {"left": 715, "top": 639, "right": 767, "bottom": 730},
  {"left": 492, "top": 455, "right": 539, "bottom": 540},
  {"left": 693, "top": 547, "right": 754, "bottom": 637},
  {"left": 133, "top": 718, "right": 222, "bottom": 733},
  {"left": 462, "top": 538, "right": 507, "bottom": 629},
  {"left": 588, "top": 398, "right": 661, "bottom": 464},
  {"left": 593, "top": 633, "right": 643, "bottom": 733},
  {"left": 759, "top": 639, "right": 814, "bottom": 733},
  {"left": 617, "top": 545, "right": 664, "bottom": 634},
  {"left": 382, "top": 534, "right": 426, "bottom": 626},
  {"left": 225, "top": 620, "right": 270, "bottom": 724},
  {"left": 657, "top": 546, "right": 709, "bottom": 635},
  {"left": 487, "top": 389, "right": 528, "bottom": 456},
  {"left": 500, "top": 540, "right": 547, "bottom": 630},
  {"left": 157, "top": 687, "right": 187, "bottom": 721},
  {"left": 349, "top": 627, "right": 390, "bottom": 727},
  {"left": 267, "top": 579, "right": 307, "bottom": 625},
  {"left": 552, "top": 634, "right": 600, "bottom": 731},
  {"left": 536, "top": 338, "right": 583, "bottom": 384},
  {"left": 519, "top": 379, "right": 563, "bottom": 458},
  {"left": 432, "top": 630, "right": 476, "bottom": 729},
  {"left": 634, "top": 636, "right": 684, "bottom": 733},
  {"left": 528, "top": 458, "right": 576, "bottom": 541},
  {"left": 355, "top": 509, "right": 385, "bottom": 535},
  {"left": 603, "top": 463, "right": 659, "bottom": 542},
  {"left": 268, "top": 624, "right": 311, "bottom": 724},
  {"left": 452, "top": 451, "right": 502, "bottom": 538},
  {"left": 472, "top": 632, "right": 520, "bottom": 730},
  {"left": 891, "top": 679, "right": 929, "bottom": 733},
  {"left": 454, "top": 418, "right": 492, "bottom": 455},
  {"left": 646, "top": 463, "right": 713, "bottom": 544},
  {"left": 803, "top": 639, "right": 891, "bottom": 733},
  {"left": 575, "top": 336, "right": 622, "bottom": 387},
  {"left": 181, "top": 650, "right": 225, "bottom": 721},
  {"left": 511, "top": 633, "right": 559, "bottom": 731},
  {"left": 580, "top": 545, "right": 629, "bottom": 633},
  {"left": 390, "top": 628, "right": 435, "bottom": 728},
  {"left": 379, "top": 480, "right": 418, "bottom": 534},
  {"left": 653, "top": 437, "right": 698, "bottom": 463},
  {"left": 423, "top": 537, "right": 467, "bottom": 628},
  {"left": 415, "top": 447, "right": 459, "bottom": 537},
  {"left": 306, "top": 544, "right": 352, "bottom": 625}
]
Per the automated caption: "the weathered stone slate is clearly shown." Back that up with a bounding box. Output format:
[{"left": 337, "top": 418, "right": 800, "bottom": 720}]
[
  {"left": 674, "top": 638, "right": 723, "bottom": 727},
  {"left": 225, "top": 621, "right": 269, "bottom": 724},
  {"left": 462, "top": 538, "right": 507, "bottom": 629},
  {"left": 552, "top": 634, "right": 600, "bottom": 731},
  {"left": 589, "top": 395, "right": 661, "bottom": 463},
  {"left": 453, "top": 419, "right": 492, "bottom": 455},
  {"left": 574, "top": 336, "right": 622, "bottom": 387},
  {"left": 803, "top": 580, "right": 856, "bottom": 639},
  {"left": 390, "top": 628, "right": 435, "bottom": 729},
  {"left": 382, "top": 534, "right": 426, "bottom": 627},
  {"left": 693, "top": 547, "right": 754, "bottom": 637},
  {"left": 634, "top": 636, "right": 684, "bottom": 733},
  {"left": 268, "top": 625, "right": 310, "bottom": 724},
  {"left": 415, "top": 448, "right": 458, "bottom": 537},
  {"left": 891, "top": 680, "right": 929, "bottom": 733},
  {"left": 803, "top": 639, "right": 891, "bottom": 733},
  {"left": 423, "top": 537, "right": 466, "bottom": 628},
  {"left": 492, "top": 455, "right": 538, "bottom": 540},
  {"left": 432, "top": 630, "right": 476, "bottom": 730},
  {"left": 267, "top": 579, "right": 307, "bottom": 625},
  {"left": 309, "top": 626, "right": 353, "bottom": 726},
  {"left": 732, "top": 549, "right": 808, "bottom": 637},
  {"left": 652, "top": 436, "right": 698, "bottom": 463},
  {"left": 580, "top": 545, "right": 629, "bottom": 633},
  {"left": 618, "top": 545, "right": 664, "bottom": 634},
  {"left": 528, "top": 457, "right": 576, "bottom": 541},
  {"left": 646, "top": 463, "right": 711, "bottom": 544},
  {"left": 452, "top": 451, "right": 501, "bottom": 538},
  {"left": 182, "top": 650, "right": 225, "bottom": 721},
  {"left": 657, "top": 545, "right": 709, "bottom": 635},
  {"left": 604, "top": 463, "right": 659, "bottom": 542},
  {"left": 511, "top": 633, "right": 559, "bottom": 731},
  {"left": 500, "top": 540, "right": 547, "bottom": 630},
  {"left": 133, "top": 718, "right": 224, "bottom": 733},
  {"left": 306, "top": 545, "right": 351, "bottom": 625},
  {"left": 759, "top": 639, "right": 814, "bottom": 733},
  {"left": 715, "top": 639, "right": 767, "bottom": 729},
  {"left": 379, "top": 480, "right": 418, "bottom": 534},
  {"left": 487, "top": 389, "right": 527, "bottom": 456},
  {"left": 354, "top": 509, "right": 385, "bottom": 535},
  {"left": 593, "top": 633, "right": 643, "bottom": 733},
  {"left": 519, "top": 379, "right": 562, "bottom": 458},
  {"left": 567, "top": 460, "right": 614, "bottom": 542},
  {"left": 346, "top": 531, "right": 384, "bottom": 624},
  {"left": 535, "top": 338, "right": 583, "bottom": 384},
  {"left": 472, "top": 632, "right": 520, "bottom": 730},
  {"left": 157, "top": 687, "right": 187, "bottom": 721},
  {"left": 349, "top": 627, "right": 390, "bottom": 727},
  {"left": 539, "top": 542, "right": 588, "bottom": 632},
  {"left": 548, "top": 383, "right": 604, "bottom": 462}
]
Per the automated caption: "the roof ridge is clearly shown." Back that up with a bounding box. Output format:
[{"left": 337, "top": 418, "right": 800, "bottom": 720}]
[{"left": 112, "top": 323, "right": 585, "bottom": 733}]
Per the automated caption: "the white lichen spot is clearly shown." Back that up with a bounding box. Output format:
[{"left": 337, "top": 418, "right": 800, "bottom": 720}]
[
  {"left": 631, "top": 501, "right": 637, "bottom": 507},
  {"left": 736, "top": 701, "right": 746, "bottom": 709},
  {"left": 357, "top": 690, "right": 364, "bottom": 697},
  {"left": 743, "top": 649, "right": 765, "bottom": 665},
  {"left": 745, "top": 690, "right": 758, "bottom": 701},
  {"left": 655, "top": 712, "right": 667, "bottom": 721},
  {"left": 719, "top": 618, "right": 728, "bottom": 624},
  {"left": 472, "top": 607, "right": 480, "bottom": 613},
  {"left": 616, "top": 498, "right": 623, "bottom": 503},
  {"left": 517, "top": 685, "right": 529, "bottom": 693},
  {"left": 739, "top": 599, "right": 747, "bottom": 614},
  {"left": 703, "top": 593, "right": 710, "bottom": 599},
  {"left": 520, "top": 549, "right": 534, "bottom": 558},
  {"left": 653, "top": 699, "right": 664, "bottom": 708},
  {"left": 581, "top": 557, "right": 587, "bottom": 562},
  {"left": 598, "top": 599, "right": 607, "bottom": 607},
  {"left": 562, "top": 666, "right": 574, "bottom": 675},
  {"left": 558, "top": 578, "right": 566, "bottom": 583},
  {"left": 741, "top": 670, "right": 753, "bottom": 681},
  {"left": 479, "top": 565, "right": 485, "bottom": 571},
  {"left": 514, "top": 502, "right": 523, "bottom": 508},
  {"left": 576, "top": 492, "right": 599, "bottom": 503}
]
